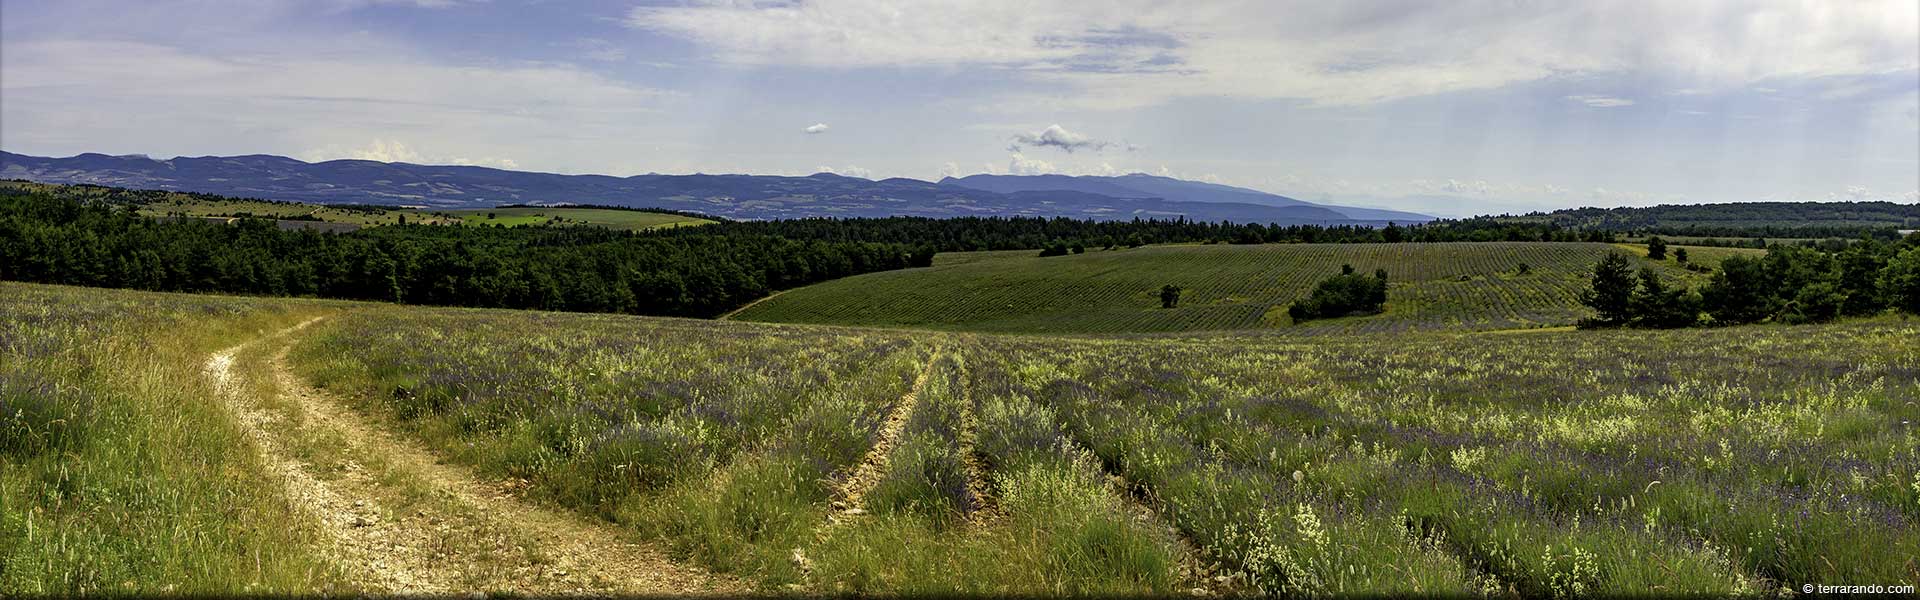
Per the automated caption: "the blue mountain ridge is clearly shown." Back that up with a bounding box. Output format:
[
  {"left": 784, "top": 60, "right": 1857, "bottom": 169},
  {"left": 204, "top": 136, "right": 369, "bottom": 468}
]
[{"left": 1, "top": 151, "right": 1431, "bottom": 224}]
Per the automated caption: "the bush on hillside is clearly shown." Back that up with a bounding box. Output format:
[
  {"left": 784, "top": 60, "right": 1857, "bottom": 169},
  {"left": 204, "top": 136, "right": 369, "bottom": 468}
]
[
  {"left": 1288, "top": 265, "right": 1387, "bottom": 322},
  {"left": 1159, "top": 285, "right": 1183, "bottom": 309}
]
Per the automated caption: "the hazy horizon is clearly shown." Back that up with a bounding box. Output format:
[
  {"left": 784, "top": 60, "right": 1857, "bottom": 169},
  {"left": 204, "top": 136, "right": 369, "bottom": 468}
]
[{"left": 2, "top": 0, "right": 1915, "bottom": 215}]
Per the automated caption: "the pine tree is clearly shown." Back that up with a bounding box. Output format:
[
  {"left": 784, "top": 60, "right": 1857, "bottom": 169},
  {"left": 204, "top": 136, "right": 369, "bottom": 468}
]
[{"left": 1578, "top": 253, "right": 1636, "bottom": 327}]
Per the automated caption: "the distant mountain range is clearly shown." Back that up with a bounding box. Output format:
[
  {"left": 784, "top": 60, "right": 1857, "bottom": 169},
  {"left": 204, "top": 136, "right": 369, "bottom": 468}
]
[
  {"left": 940, "top": 173, "right": 1433, "bottom": 222},
  {"left": 0, "top": 151, "right": 1432, "bottom": 224}
]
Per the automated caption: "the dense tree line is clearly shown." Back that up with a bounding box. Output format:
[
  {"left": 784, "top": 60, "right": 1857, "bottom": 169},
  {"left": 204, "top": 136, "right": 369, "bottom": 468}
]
[
  {"left": 1579, "top": 234, "right": 1920, "bottom": 328},
  {"left": 0, "top": 188, "right": 926, "bottom": 317},
  {"left": 642, "top": 214, "right": 1628, "bottom": 252},
  {"left": 1289, "top": 265, "right": 1389, "bottom": 322},
  {"left": 1503, "top": 201, "right": 1918, "bottom": 238}
]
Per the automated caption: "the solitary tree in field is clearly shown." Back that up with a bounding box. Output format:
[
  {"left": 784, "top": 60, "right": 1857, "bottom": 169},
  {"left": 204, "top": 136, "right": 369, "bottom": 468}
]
[
  {"left": 1646, "top": 237, "right": 1668, "bottom": 260},
  {"left": 1674, "top": 248, "right": 1689, "bottom": 264},
  {"left": 1160, "top": 285, "right": 1184, "bottom": 309},
  {"left": 1579, "top": 253, "right": 1637, "bottom": 327}
]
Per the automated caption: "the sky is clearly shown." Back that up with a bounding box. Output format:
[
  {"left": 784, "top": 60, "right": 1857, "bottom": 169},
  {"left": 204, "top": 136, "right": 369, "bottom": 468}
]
[{"left": 1, "top": 0, "right": 1916, "bottom": 216}]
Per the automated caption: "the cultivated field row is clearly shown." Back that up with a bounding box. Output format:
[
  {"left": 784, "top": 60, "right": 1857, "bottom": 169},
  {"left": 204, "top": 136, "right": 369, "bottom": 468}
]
[
  {"left": 282, "top": 304, "right": 1919, "bottom": 594},
  {"left": 734, "top": 242, "right": 1705, "bottom": 334}
]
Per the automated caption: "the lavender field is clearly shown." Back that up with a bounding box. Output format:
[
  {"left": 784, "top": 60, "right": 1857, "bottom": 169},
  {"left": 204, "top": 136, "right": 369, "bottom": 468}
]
[{"left": 288, "top": 304, "right": 1920, "bottom": 595}]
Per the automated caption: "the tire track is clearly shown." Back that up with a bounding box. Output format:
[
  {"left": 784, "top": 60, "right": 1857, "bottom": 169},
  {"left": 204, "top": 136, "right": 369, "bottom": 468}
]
[{"left": 206, "top": 317, "right": 737, "bottom": 595}]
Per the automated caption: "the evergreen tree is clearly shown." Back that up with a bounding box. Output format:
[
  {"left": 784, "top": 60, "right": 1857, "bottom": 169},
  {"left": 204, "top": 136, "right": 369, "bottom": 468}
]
[
  {"left": 1628, "top": 268, "right": 1699, "bottom": 328},
  {"left": 1578, "top": 253, "right": 1637, "bottom": 327},
  {"left": 1881, "top": 246, "right": 1920, "bottom": 315},
  {"left": 1646, "top": 237, "right": 1668, "bottom": 260},
  {"left": 1701, "top": 255, "right": 1771, "bottom": 324}
]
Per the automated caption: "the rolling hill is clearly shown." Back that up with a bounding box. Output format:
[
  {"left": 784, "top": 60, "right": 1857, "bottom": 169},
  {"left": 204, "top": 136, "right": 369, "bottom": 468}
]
[
  {"left": 730, "top": 241, "right": 1710, "bottom": 334},
  {"left": 2, "top": 151, "right": 1415, "bottom": 225}
]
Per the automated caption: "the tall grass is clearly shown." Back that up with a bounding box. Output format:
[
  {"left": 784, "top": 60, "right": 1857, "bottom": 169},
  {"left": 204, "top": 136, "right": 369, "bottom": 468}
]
[{"left": 0, "top": 283, "right": 338, "bottom": 594}]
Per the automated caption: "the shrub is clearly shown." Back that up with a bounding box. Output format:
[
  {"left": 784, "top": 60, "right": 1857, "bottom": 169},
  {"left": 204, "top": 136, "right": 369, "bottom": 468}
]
[
  {"left": 1673, "top": 248, "right": 1688, "bottom": 264},
  {"left": 1159, "top": 285, "right": 1183, "bottom": 309},
  {"left": 1646, "top": 237, "right": 1668, "bottom": 260},
  {"left": 1288, "top": 267, "right": 1387, "bottom": 322}
]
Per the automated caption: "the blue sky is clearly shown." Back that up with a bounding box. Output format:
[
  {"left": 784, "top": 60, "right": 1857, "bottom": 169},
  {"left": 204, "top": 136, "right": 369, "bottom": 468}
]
[{"left": 1, "top": 0, "right": 1914, "bottom": 215}]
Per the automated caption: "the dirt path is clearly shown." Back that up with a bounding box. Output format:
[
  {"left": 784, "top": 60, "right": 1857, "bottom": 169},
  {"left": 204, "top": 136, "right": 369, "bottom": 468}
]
[
  {"left": 827, "top": 351, "right": 939, "bottom": 521},
  {"left": 206, "top": 318, "right": 737, "bottom": 595},
  {"left": 951, "top": 355, "right": 1000, "bottom": 525},
  {"left": 716, "top": 289, "right": 788, "bottom": 321}
]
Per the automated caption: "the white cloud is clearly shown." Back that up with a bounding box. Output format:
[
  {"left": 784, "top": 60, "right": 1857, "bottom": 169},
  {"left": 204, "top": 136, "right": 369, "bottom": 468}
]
[
  {"left": 302, "top": 139, "right": 519, "bottom": 169},
  {"left": 803, "top": 123, "right": 831, "bottom": 134},
  {"left": 1565, "top": 94, "right": 1636, "bottom": 108},
  {"left": 1009, "top": 124, "right": 1121, "bottom": 153},
  {"left": 1007, "top": 152, "right": 1056, "bottom": 175},
  {"left": 815, "top": 164, "right": 873, "bottom": 179},
  {"left": 569, "top": 38, "right": 629, "bottom": 63},
  {"left": 1827, "top": 185, "right": 1920, "bottom": 202},
  {"left": 627, "top": 0, "right": 1919, "bottom": 107},
  {"left": 338, "top": 139, "right": 421, "bottom": 163}
]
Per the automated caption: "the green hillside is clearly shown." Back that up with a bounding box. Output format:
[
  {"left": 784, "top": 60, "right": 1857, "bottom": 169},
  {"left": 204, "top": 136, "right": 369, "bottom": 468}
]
[{"left": 733, "top": 242, "right": 1696, "bottom": 334}]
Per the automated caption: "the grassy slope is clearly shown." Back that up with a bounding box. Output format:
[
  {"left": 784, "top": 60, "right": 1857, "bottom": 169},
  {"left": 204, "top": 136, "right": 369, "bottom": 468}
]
[
  {"left": 734, "top": 242, "right": 1692, "bottom": 334},
  {"left": 0, "top": 284, "right": 340, "bottom": 594},
  {"left": 1610, "top": 242, "right": 1766, "bottom": 269}
]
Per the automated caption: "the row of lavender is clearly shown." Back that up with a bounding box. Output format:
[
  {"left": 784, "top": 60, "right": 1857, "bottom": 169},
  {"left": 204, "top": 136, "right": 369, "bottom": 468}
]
[
  {"left": 989, "top": 321, "right": 1919, "bottom": 594},
  {"left": 289, "top": 304, "right": 1919, "bottom": 594}
]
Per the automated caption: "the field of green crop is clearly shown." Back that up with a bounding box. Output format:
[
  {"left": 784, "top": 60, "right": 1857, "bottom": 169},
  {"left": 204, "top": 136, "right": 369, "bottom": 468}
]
[
  {"left": 283, "top": 302, "right": 1919, "bottom": 595},
  {"left": 8, "top": 278, "right": 1916, "bottom": 596},
  {"left": 734, "top": 242, "right": 1695, "bottom": 334}
]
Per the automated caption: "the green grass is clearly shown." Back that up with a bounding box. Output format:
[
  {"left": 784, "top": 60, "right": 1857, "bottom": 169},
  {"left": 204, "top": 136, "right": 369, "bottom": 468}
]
[
  {"left": 9, "top": 276, "right": 1915, "bottom": 596},
  {"left": 0, "top": 284, "right": 340, "bottom": 594},
  {"left": 735, "top": 242, "right": 1689, "bottom": 334},
  {"left": 276, "top": 296, "right": 1917, "bottom": 595}
]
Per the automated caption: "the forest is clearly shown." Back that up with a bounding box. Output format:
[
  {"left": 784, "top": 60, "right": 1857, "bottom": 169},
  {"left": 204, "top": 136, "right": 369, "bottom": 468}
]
[
  {"left": 0, "top": 187, "right": 926, "bottom": 317},
  {"left": 1503, "top": 201, "right": 1920, "bottom": 238},
  {"left": 1578, "top": 234, "right": 1920, "bottom": 328}
]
